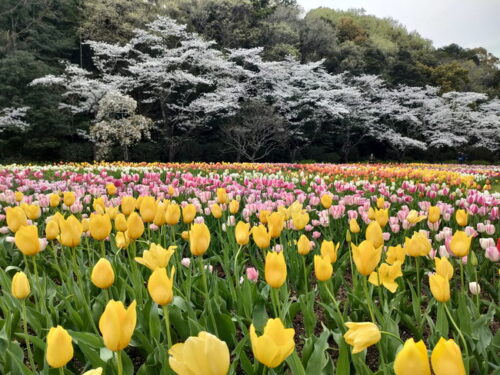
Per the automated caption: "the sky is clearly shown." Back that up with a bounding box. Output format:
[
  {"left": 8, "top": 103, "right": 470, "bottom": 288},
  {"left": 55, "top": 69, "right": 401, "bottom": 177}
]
[{"left": 297, "top": 0, "right": 500, "bottom": 57}]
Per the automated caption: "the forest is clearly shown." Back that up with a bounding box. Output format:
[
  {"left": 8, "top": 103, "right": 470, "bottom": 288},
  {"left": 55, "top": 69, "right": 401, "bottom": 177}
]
[{"left": 1, "top": 0, "right": 499, "bottom": 163}]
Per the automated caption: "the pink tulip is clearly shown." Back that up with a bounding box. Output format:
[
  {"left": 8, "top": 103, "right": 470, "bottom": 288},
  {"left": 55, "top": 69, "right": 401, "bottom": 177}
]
[{"left": 246, "top": 267, "right": 259, "bottom": 282}]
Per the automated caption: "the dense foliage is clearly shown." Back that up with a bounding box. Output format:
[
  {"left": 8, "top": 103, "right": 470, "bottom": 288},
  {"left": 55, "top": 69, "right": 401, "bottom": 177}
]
[{"left": 0, "top": 0, "right": 499, "bottom": 162}]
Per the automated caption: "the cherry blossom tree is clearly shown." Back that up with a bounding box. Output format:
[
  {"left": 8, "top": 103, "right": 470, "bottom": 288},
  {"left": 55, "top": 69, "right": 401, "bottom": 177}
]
[{"left": 0, "top": 107, "right": 29, "bottom": 132}]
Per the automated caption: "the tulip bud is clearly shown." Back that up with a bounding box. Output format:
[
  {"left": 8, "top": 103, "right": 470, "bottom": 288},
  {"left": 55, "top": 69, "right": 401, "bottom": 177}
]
[
  {"left": 15, "top": 225, "right": 41, "bottom": 256},
  {"left": 165, "top": 203, "right": 181, "bottom": 225},
  {"left": 314, "top": 255, "right": 333, "bottom": 281},
  {"left": 45, "top": 220, "right": 59, "bottom": 240},
  {"left": 182, "top": 204, "right": 196, "bottom": 224},
  {"left": 189, "top": 223, "right": 211, "bottom": 256},
  {"left": 250, "top": 319, "right": 295, "bottom": 368},
  {"left": 11, "top": 271, "right": 30, "bottom": 299},
  {"left": 297, "top": 234, "right": 311, "bottom": 255},
  {"left": 429, "top": 273, "right": 450, "bottom": 302},
  {"left": 91, "top": 258, "right": 115, "bottom": 289},
  {"left": 344, "top": 322, "right": 381, "bottom": 354},
  {"left": 394, "top": 338, "right": 431, "bottom": 375},
  {"left": 99, "top": 300, "right": 137, "bottom": 351},
  {"left": 265, "top": 251, "right": 287, "bottom": 288},
  {"left": 89, "top": 213, "right": 112, "bottom": 241},
  {"left": 468, "top": 281, "right": 480, "bottom": 295},
  {"left": 431, "top": 338, "right": 466, "bottom": 375},
  {"left": 83, "top": 368, "right": 103, "bottom": 375},
  {"left": 147, "top": 267, "right": 175, "bottom": 305},
  {"left": 46, "top": 326, "right": 74, "bottom": 368},
  {"left": 127, "top": 212, "right": 145, "bottom": 240},
  {"left": 235, "top": 221, "right": 251, "bottom": 246},
  {"left": 246, "top": 267, "right": 259, "bottom": 282}
]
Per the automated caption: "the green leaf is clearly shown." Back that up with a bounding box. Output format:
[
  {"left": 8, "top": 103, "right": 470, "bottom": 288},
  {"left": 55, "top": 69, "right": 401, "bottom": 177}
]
[{"left": 305, "top": 329, "right": 331, "bottom": 373}]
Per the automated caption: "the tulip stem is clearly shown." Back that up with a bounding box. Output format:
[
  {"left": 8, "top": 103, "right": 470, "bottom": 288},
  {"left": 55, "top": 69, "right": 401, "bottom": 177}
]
[
  {"left": 262, "top": 365, "right": 268, "bottom": 375},
  {"left": 380, "top": 331, "right": 404, "bottom": 345},
  {"left": 347, "top": 238, "right": 356, "bottom": 289},
  {"left": 59, "top": 367, "right": 64, "bottom": 375},
  {"left": 116, "top": 350, "right": 123, "bottom": 375},
  {"left": 443, "top": 303, "right": 469, "bottom": 374},
  {"left": 234, "top": 245, "right": 243, "bottom": 291},
  {"left": 21, "top": 300, "right": 36, "bottom": 372},
  {"left": 363, "top": 277, "right": 376, "bottom": 323},
  {"left": 324, "top": 281, "right": 345, "bottom": 327},
  {"left": 302, "top": 256, "right": 308, "bottom": 294},
  {"left": 271, "top": 287, "right": 281, "bottom": 319},
  {"left": 198, "top": 257, "right": 219, "bottom": 336},
  {"left": 100, "top": 240, "right": 106, "bottom": 258},
  {"left": 162, "top": 305, "right": 173, "bottom": 348},
  {"left": 459, "top": 262, "right": 465, "bottom": 292},
  {"left": 415, "top": 257, "right": 421, "bottom": 300}
]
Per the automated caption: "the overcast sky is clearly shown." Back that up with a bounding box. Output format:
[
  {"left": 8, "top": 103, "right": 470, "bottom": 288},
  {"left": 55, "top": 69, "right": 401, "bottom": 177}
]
[{"left": 297, "top": 0, "right": 500, "bottom": 57}]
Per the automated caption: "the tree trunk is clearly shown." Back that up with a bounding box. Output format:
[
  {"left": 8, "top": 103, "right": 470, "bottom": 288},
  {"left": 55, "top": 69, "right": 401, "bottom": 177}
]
[{"left": 122, "top": 144, "right": 129, "bottom": 161}]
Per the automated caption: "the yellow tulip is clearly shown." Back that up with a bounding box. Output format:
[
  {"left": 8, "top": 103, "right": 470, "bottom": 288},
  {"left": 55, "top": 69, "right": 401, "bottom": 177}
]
[
  {"left": 435, "top": 257, "right": 454, "bottom": 280},
  {"left": 91, "top": 258, "right": 115, "bottom": 289},
  {"left": 89, "top": 213, "right": 112, "bottom": 241},
  {"left": 374, "top": 208, "right": 389, "bottom": 228},
  {"left": 406, "top": 210, "right": 427, "bottom": 224},
  {"left": 365, "top": 221, "right": 384, "bottom": 248},
  {"left": 83, "top": 368, "right": 103, "bottom": 375},
  {"left": 15, "top": 225, "right": 40, "bottom": 256},
  {"left": 147, "top": 267, "right": 175, "bottom": 305},
  {"left": 106, "top": 183, "right": 117, "bottom": 195},
  {"left": 259, "top": 210, "right": 271, "bottom": 224},
  {"left": 321, "top": 194, "right": 332, "bottom": 209},
  {"left": 165, "top": 203, "right": 181, "bottom": 225},
  {"left": 189, "top": 223, "right": 211, "bottom": 256},
  {"left": 63, "top": 191, "right": 76, "bottom": 207},
  {"left": 182, "top": 204, "right": 197, "bottom": 224},
  {"left": 250, "top": 318, "right": 295, "bottom": 368},
  {"left": 252, "top": 224, "right": 271, "bottom": 249},
  {"left": 59, "top": 215, "right": 83, "bottom": 247},
  {"left": 297, "top": 234, "right": 311, "bottom": 255},
  {"left": 46, "top": 326, "right": 74, "bottom": 368},
  {"left": 404, "top": 232, "right": 431, "bottom": 257},
  {"left": 314, "top": 254, "right": 333, "bottom": 281},
  {"left": 81, "top": 218, "right": 90, "bottom": 232},
  {"left": 235, "top": 221, "right": 251, "bottom": 246},
  {"left": 168, "top": 185, "right": 175, "bottom": 196},
  {"left": 127, "top": 212, "right": 144, "bottom": 240},
  {"left": 106, "top": 204, "right": 119, "bottom": 220},
  {"left": 11, "top": 271, "right": 30, "bottom": 299},
  {"left": 394, "top": 339, "right": 431, "bottom": 375},
  {"left": 169, "top": 331, "right": 230, "bottom": 375},
  {"left": 265, "top": 251, "right": 287, "bottom": 288},
  {"left": 351, "top": 240, "right": 382, "bottom": 276},
  {"left": 140, "top": 196, "right": 157, "bottom": 223},
  {"left": 376, "top": 197, "right": 385, "bottom": 209},
  {"left": 429, "top": 274, "right": 450, "bottom": 302},
  {"left": 449, "top": 231, "right": 472, "bottom": 257},
  {"left": 428, "top": 206, "right": 441, "bottom": 224},
  {"left": 210, "top": 203, "right": 223, "bottom": 219},
  {"left": 216, "top": 188, "right": 229, "bottom": 204},
  {"left": 25, "top": 204, "right": 41, "bottom": 220},
  {"left": 181, "top": 230, "right": 189, "bottom": 240},
  {"left": 115, "top": 231, "right": 130, "bottom": 249},
  {"left": 349, "top": 218, "right": 360, "bottom": 234},
  {"left": 6, "top": 206, "right": 27, "bottom": 233},
  {"left": 229, "top": 200, "right": 239, "bottom": 214},
  {"left": 93, "top": 197, "right": 105, "bottom": 214},
  {"left": 120, "top": 196, "right": 136, "bottom": 215},
  {"left": 153, "top": 203, "right": 167, "bottom": 226},
  {"left": 114, "top": 213, "right": 128, "bottom": 232},
  {"left": 44, "top": 220, "right": 59, "bottom": 241},
  {"left": 368, "top": 261, "right": 403, "bottom": 293},
  {"left": 267, "top": 212, "right": 284, "bottom": 238},
  {"left": 320, "top": 240, "right": 340, "bottom": 263},
  {"left": 292, "top": 211, "right": 309, "bottom": 230},
  {"left": 455, "top": 209, "right": 468, "bottom": 226},
  {"left": 386, "top": 245, "right": 405, "bottom": 265},
  {"left": 15, "top": 191, "right": 24, "bottom": 202},
  {"left": 344, "top": 322, "right": 381, "bottom": 354},
  {"left": 135, "top": 243, "right": 175, "bottom": 270},
  {"left": 99, "top": 300, "right": 137, "bottom": 351},
  {"left": 431, "top": 338, "right": 466, "bottom": 375},
  {"left": 49, "top": 193, "right": 61, "bottom": 207},
  {"left": 368, "top": 207, "right": 376, "bottom": 220}
]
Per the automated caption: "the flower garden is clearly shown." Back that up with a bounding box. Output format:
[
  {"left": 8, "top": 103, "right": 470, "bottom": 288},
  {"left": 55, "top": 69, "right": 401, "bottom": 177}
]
[{"left": 0, "top": 162, "right": 499, "bottom": 375}]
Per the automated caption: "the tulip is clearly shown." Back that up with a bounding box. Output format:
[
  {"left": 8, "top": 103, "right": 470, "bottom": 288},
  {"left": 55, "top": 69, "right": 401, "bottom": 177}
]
[
  {"left": 344, "top": 322, "right": 381, "bottom": 354},
  {"left": 169, "top": 331, "right": 230, "bottom": 375},
  {"left": 135, "top": 243, "right": 176, "bottom": 270},
  {"left": 93, "top": 197, "right": 105, "bottom": 214},
  {"left": 115, "top": 213, "right": 128, "bottom": 232},
  {"left": 209, "top": 203, "right": 222, "bottom": 219},
  {"left": 45, "top": 220, "right": 59, "bottom": 240},
  {"left": 106, "top": 183, "right": 117, "bottom": 195},
  {"left": 351, "top": 240, "right": 382, "bottom": 276},
  {"left": 431, "top": 338, "right": 466, "bottom": 375},
  {"left": 153, "top": 203, "right": 167, "bottom": 226},
  {"left": 368, "top": 261, "right": 402, "bottom": 293},
  {"left": 99, "top": 300, "right": 137, "bottom": 351},
  {"left": 115, "top": 231, "right": 130, "bottom": 249},
  {"left": 127, "top": 212, "right": 145, "bottom": 240},
  {"left": 349, "top": 218, "right": 360, "bottom": 233},
  {"left": 63, "top": 191, "right": 76, "bottom": 207},
  {"left": 297, "top": 234, "right": 311, "bottom": 255},
  {"left": 15, "top": 191, "right": 24, "bottom": 202},
  {"left": 6, "top": 206, "right": 27, "bottom": 233},
  {"left": 374, "top": 208, "right": 389, "bottom": 228},
  {"left": 292, "top": 211, "right": 309, "bottom": 230},
  {"left": 406, "top": 210, "right": 427, "bottom": 224},
  {"left": 235, "top": 221, "right": 251, "bottom": 246},
  {"left": 106, "top": 206, "right": 120, "bottom": 221},
  {"left": 321, "top": 194, "right": 332, "bottom": 208},
  {"left": 59, "top": 215, "right": 83, "bottom": 247},
  {"left": 314, "top": 254, "right": 333, "bottom": 281},
  {"left": 216, "top": 188, "right": 229, "bottom": 204},
  {"left": 11, "top": 271, "right": 30, "bottom": 299},
  {"left": 449, "top": 231, "right": 472, "bottom": 257},
  {"left": 404, "top": 232, "right": 431, "bottom": 257},
  {"left": 429, "top": 273, "right": 450, "bottom": 302},
  {"left": 365, "top": 221, "right": 384, "bottom": 248},
  {"left": 15, "top": 225, "right": 41, "bottom": 256},
  {"left": 140, "top": 196, "right": 157, "bottom": 223},
  {"left": 246, "top": 267, "right": 259, "bottom": 282},
  {"left": 435, "top": 257, "right": 454, "bottom": 280},
  {"left": 468, "top": 281, "right": 480, "bottom": 295},
  {"left": 394, "top": 338, "right": 431, "bottom": 375},
  {"left": 428, "top": 206, "right": 441, "bottom": 224},
  {"left": 24, "top": 204, "right": 41, "bottom": 220},
  {"left": 49, "top": 193, "right": 61, "bottom": 207},
  {"left": 148, "top": 267, "right": 175, "bottom": 305},
  {"left": 376, "top": 197, "right": 385, "bottom": 209},
  {"left": 229, "top": 199, "right": 239, "bottom": 214},
  {"left": 259, "top": 210, "right": 271, "bottom": 224},
  {"left": 189, "top": 223, "right": 211, "bottom": 256},
  {"left": 455, "top": 209, "right": 468, "bottom": 226},
  {"left": 46, "top": 326, "right": 74, "bottom": 368},
  {"left": 89, "top": 213, "right": 112, "bottom": 241},
  {"left": 120, "top": 196, "right": 136, "bottom": 215},
  {"left": 83, "top": 368, "right": 103, "bottom": 375},
  {"left": 320, "top": 240, "right": 340, "bottom": 263},
  {"left": 386, "top": 245, "right": 405, "bottom": 265},
  {"left": 181, "top": 230, "right": 189, "bottom": 240},
  {"left": 252, "top": 224, "right": 271, "bottom": 249},
  {"left": 91, "top": 258, "right": 115, "bottom": 289},
  {"left": 166, "top": 203, "right": 181, "bottom": 225},
  {"left": 250, "top": 318, "right": 295, "bottom": 368},
  {"left": 265, "top": 251, "right": 287, "bottom": 288},
  {"left": 182, "top": 204, "right": 197, "bottom": 224}
]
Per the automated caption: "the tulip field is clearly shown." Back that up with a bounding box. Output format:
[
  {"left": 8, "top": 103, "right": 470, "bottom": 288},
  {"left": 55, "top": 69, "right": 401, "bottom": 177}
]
[{"left": 0, "top": 162, "right": 499, "bottom": 375}]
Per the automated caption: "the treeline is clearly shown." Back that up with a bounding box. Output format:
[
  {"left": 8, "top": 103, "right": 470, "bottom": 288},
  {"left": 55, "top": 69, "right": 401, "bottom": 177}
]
[{"left": 0, "top": 0, "right": 499, "bottom": 163}]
